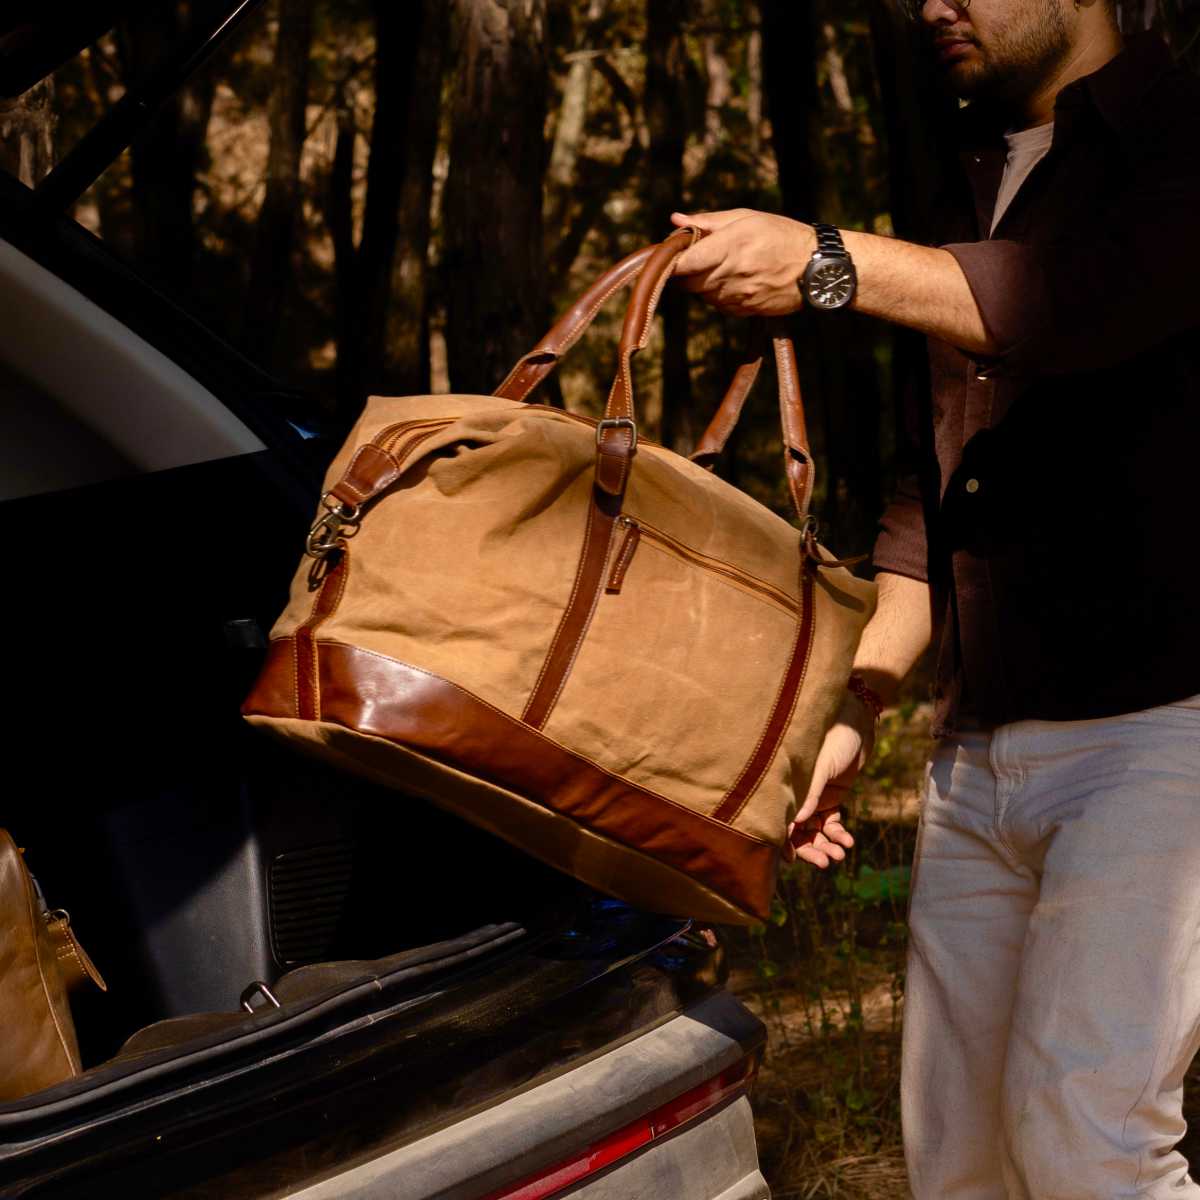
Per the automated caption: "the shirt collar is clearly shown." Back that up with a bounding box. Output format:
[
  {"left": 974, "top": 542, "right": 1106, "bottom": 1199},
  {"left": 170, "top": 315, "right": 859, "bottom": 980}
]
[
  {"left": 1059, "top": 31, "right": 1174, "bottom": 136},
  {"left": 956, "top": 31, "right": 1174, "bottom": 148}
]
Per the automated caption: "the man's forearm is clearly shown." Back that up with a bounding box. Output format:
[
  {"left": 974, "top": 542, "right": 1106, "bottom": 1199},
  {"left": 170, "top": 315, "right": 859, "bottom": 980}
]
[
  {"left": 851, "top": 572, "right": 934, "bottom": 707},
  {"left": 842, "top": 230, "right": 997, "bottom": 357},
  {"left": 669, "top": 211, "right": 998, "bottom": 358}
]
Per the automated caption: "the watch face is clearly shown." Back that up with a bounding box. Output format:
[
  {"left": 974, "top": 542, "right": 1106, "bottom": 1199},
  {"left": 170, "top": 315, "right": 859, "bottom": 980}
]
[{"left": 805, "top": 259, "right": 856, "bottom": 309}]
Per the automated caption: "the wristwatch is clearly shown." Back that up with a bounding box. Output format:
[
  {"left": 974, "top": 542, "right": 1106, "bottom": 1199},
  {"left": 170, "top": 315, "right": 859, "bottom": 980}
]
[{"left": 800, "top": 222, "right": 857, "bottom": 311}]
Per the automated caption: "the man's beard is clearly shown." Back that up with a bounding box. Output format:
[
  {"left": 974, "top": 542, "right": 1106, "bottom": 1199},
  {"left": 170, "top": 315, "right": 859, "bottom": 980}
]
[{"left": 947, "top": 0, "right": 1070, "bottom": 104}]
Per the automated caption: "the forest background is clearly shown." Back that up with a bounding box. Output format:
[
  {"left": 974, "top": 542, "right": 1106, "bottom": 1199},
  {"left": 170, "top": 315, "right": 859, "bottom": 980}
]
[{"left": 3, "top": 0, "right": 1199, "bottom": 1194}]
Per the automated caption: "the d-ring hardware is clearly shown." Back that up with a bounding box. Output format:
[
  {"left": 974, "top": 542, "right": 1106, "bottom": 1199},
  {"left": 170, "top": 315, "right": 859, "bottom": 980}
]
[{"left": 240, "top": 981, "right": 282, "bottom": 1013}]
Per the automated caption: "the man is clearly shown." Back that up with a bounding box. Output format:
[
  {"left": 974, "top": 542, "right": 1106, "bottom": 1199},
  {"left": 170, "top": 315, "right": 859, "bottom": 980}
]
[{"left": 671, "top": 0, "right": 1200, "bottom": 1195}]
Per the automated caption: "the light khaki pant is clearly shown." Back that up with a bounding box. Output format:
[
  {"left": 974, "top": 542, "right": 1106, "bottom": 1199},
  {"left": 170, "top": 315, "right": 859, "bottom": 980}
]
[{"left": 902, "top": 697, "right": 1200, "bottom": 1199}]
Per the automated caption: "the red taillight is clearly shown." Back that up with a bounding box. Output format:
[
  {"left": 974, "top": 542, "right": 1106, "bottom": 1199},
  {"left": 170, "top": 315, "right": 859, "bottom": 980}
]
[{"left": 482, "top": 1055, "right": 759, "bottom": 1200}]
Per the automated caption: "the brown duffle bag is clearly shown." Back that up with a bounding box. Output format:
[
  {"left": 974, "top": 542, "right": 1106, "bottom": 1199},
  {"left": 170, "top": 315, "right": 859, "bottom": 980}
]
[
  {"left": 243, "top": 230, "right": 876, "bottom": 925},
  {"left": 0, "top": 830, "right": 107, "bottom": 1101}
]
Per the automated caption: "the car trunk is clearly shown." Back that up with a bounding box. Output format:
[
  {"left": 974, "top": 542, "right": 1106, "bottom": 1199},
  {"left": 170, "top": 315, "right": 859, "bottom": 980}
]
[
  {"left": 1, "top": 445, "right": 725, "bottom": 1197},
  {"left": 0, "top": 54, "right": 736, "bottom": 1187}
]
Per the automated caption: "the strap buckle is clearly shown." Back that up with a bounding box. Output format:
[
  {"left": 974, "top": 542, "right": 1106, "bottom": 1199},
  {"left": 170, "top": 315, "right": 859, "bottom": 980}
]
[
  {"left": 595, "top": 417, "right": 638, "bottom": 452},
  {"left": 305, "top": 493, "right": 362, "bottom": 559}
]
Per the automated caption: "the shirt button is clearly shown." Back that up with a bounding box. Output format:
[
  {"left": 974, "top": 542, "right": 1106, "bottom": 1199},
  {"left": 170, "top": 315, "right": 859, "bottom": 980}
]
[{"left": 965, "top": 478, "right": 981, "bottom": 494}]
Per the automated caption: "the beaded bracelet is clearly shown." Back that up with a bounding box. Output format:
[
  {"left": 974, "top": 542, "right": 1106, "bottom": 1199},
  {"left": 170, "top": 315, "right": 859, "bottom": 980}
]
[{"left": 846, "top": 673, "right": 885, "bottom": 723}]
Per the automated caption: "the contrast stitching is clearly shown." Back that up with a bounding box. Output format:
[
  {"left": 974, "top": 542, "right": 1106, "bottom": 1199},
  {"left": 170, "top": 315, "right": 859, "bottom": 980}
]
[
  {"left": 724, "top": 572, "right": 817, "bottom": 824},
  {"left": 315, "top": 638, "right": 773, "bottom": 846},
  {"left": 536, "top": 523, "right": 617, "bottom": 720},
  {"left": 635, "top": 538, "right": 799, "bottom": 617},
  {"left": 717, "top": 564, "right": 816, "bottom": 823},
  {"left": 522, "top": 501, "right": 600, "bottom": 723},
  {"left": 631, "top": 516, "right": 800, "bottom": 608},
  {"left": 21, "top": 865, "right": 76, "bottom": 1070},
  {"left": 290, "top": 636, "right": 300, "bottom": 719},
  {"left": 724, "top": 605, "right": 803, "bottom": 804}
]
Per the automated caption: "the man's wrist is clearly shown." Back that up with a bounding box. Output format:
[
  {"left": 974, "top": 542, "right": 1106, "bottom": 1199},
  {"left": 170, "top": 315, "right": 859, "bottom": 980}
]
[{"left": 847, "top": 673, "right": 886, "bottom": 724}]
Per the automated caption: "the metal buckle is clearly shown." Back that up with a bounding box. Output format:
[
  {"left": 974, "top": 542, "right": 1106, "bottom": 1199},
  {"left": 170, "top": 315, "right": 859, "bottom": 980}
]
[
  {"left": 240, "top": 981, "right": 282, "bottom": 1014},
  {"left": 595, "top": 417, "right": 638, "bottom": 452},
  {"left": 305, "top": 493, "right": 362, "bottom": 559}
]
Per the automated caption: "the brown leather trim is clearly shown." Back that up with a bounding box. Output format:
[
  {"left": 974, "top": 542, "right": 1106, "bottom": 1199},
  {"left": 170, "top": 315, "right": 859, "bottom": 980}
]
[
  {"left": 521, "top": 494, "right": 618, "bottom": 729},
  {"left": 493, "top": 245, "right": 655, "bottom": 402},
  {"left": 245, "top": 639, "right": 777, "bottom": 920},
  {"left": 332, "top": 444, "right": 401, "bottom": 508},
  {"left": 294, "top": 552, "right": 350, "bottom": 721},
  {"left": 605, "top": 521, "right": 640, "bottom": 594},
  {"left": 690, "top": 355, "right": 762, "bottom": 469},
  {"left": 711, "top": 561, "right": 817, "bottom": 824},
  {"left": 771, "top": 324, "right": 814, "bottom": 519}
]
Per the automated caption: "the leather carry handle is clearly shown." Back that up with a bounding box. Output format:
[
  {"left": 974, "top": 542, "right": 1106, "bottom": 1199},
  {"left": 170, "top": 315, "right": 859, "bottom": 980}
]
[
  {"left": 595, "top": 228, "right": 814, "bottom": 520},
  {"left": 493, "top": 245, "right": 657, "bottom": 403},
  {"left": 494, "top": 243, "right": 772, "bottom": 454},
  {"left": 689, "top": 326, "right": 767, "bottom": 469}
]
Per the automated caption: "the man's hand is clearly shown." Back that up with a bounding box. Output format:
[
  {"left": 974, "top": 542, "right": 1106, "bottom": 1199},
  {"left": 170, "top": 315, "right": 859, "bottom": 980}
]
[
  {"left": 786, "top": 693, "right": 877, "bottom": 868},
  {"left": 670, "top": 209, "right": 813, "bottom": 317}
]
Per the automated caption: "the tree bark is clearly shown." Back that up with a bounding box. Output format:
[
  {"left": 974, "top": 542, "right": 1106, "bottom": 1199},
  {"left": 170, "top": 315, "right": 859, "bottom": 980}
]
[
  {"left": 0, "top": 80, "right": 57, "bottom": 186},
  {"left": 241, "top": 0, "right": 315, "bottom": 362},
  {"left": 758, "top": 0, "right": 818, "bottom": 220},
  {"left": 381, "top": 0, "right": 448, "bottom": 397},
  {"left": 547, "top": 0, "right": 607, "bottom": 201},
  {"left": 442, "top": 0, "right": 549, "bottom": 396},
  {"left": 644, "top": 0, "right": 694, "bottom": 452},
  {"left": 117, "top": 0, "right": 224, "bottom": 291}
]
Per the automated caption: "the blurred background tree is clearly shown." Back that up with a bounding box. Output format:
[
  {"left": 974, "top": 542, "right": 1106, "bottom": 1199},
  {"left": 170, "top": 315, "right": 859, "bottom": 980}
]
[{"left": 4, "top": 0, "right": 1198, "bottom": 560}]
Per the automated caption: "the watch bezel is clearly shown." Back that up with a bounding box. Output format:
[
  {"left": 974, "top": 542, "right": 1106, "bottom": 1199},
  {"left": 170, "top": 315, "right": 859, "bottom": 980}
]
[{"left": 801, "top": 253, "right": 858, "bottom": 311}]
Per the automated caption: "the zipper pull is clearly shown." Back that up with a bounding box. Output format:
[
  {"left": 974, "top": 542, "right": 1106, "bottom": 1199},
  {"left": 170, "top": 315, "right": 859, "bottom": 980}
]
[{"left": 606, "top": 518, "right": 641, "bottom": 595}]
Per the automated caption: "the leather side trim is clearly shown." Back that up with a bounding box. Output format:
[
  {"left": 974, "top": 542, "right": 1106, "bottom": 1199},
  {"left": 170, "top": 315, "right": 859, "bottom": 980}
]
[
  {"left": 711, "top": 561, "right": 817, "bottom": 825},
  {"left": 294, "top": 552, "right": 351, "bottom": 721},
  {"left": 521, "top": 494, "right": 618, "bottom": 729},
  {"left": 244, "top": 639, "right": 777, "bottom": 920}
]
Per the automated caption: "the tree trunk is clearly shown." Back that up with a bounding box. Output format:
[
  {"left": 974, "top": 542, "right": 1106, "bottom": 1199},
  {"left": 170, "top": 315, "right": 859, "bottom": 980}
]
[
  {"left": 382, "top": 0, "right": 449, "bottom": 397},
  {"left": 0, "top": 80, "right": 57, "bottom": 186},
  {"left": 547, "top": 0, "right": 606, "bottom": 201},
  {"left": 746, "top": 27, "right": 763, "bottom": 166},
  {"left": 702, "top": 31, "right": 732, "bottom": 155},
  {"left": 644, "top": 0, "right": 694, "bottom": 453},
  {"left": 442, "top": 0, "right": 549, "bottom": 396},
  {"left": 241, "top": 0, "right": 315, "bottom": 363},
  {"left": 118, "top": 1, "right": 223, "bottom": 291},
  {"left": 331, "top": 0, "right": 428, "bottom": 416},
  {"left": 758, "top": 0, "right": 818, "bottom": 220},
  {"left": 327, "top": 96, "right": 358, "bottom": 423},
  {"left": 866, "top": 0, "right": 956, "bottom": 244}
]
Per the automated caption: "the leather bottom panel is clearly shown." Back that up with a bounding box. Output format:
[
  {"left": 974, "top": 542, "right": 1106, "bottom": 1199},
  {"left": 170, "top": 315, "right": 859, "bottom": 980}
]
[{"left": 245, "top": 712, "right": 764, "bottom": 927}]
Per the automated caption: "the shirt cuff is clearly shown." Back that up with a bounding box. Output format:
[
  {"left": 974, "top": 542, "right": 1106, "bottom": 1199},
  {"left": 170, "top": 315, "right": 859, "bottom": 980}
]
[
  {"left": 941, "top": 240, "right": 1051, "bottom": 374},
  {"left": 872, "top": 497, "right": 929, "bottom": 584}
]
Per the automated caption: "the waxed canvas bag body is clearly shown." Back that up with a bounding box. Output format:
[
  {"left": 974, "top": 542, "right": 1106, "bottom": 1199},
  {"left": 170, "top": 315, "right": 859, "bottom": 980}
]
[{"left": 243, "top": 231, "right": 876, "bottom": 925}]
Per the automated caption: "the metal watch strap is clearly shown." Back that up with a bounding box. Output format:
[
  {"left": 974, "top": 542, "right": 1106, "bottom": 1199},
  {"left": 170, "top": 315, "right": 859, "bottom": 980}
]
[{"left": 812, "top": 222, "right": 848, "bottom": 258}]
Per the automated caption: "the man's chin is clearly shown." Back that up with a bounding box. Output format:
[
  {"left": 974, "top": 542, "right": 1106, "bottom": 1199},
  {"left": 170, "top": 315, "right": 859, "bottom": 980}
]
[{"left": 940, "top": 58, "right": 988, "bottom": 99}]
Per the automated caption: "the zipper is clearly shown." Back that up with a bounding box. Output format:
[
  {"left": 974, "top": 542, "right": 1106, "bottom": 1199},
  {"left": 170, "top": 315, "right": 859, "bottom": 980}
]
[
  {"left": 371, "top": 406, "right": 612, "bottom": 463},
  {"left": 375, "top": 416, "right": 457, "bottom": 455},
  {"left": 605, "top": 516, "right": 801, "bottom": 616}
]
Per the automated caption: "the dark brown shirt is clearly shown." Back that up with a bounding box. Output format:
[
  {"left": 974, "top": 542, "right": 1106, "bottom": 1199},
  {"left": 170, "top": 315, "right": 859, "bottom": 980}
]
[{"left": 872, "top": 33, "right": 1200, "bottom": 734}]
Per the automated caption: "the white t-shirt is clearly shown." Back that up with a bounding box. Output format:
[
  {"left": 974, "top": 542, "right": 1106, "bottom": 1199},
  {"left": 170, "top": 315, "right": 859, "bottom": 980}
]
[{"left": 989, "top": 121, "right": 1055, "bottom": 236}]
